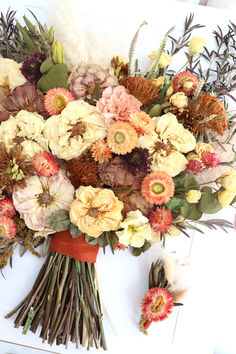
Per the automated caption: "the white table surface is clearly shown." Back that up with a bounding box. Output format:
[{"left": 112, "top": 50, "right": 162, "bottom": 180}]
[{"left": 0, "top": 1, "right": 235, "bottom": 354}]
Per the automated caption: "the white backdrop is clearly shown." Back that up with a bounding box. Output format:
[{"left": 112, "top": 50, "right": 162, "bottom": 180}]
[{"left": 0, "top": 1, "right": 235, "bottom": 354}]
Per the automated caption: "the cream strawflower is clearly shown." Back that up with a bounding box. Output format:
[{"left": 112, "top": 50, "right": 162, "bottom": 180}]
[
  {"left": 189, "top": 36, "right": 206, "bottom": 56},
  {"left": 115, "top": 209, "right": 151, "bottom": 248},
  {"left": 0, "top": 57, "right": 26, "bottom": 91},
  {"left": 138, "top": 113, "right": 196, "bottom": 176},
  {"left": 70, "top": 186, "right": 123, "bottom": 238},
  {"left": 0, "top": 110, "right": 48, "bottom": 157},
  {"left": 169, "top": 92, "right": 188, "bottom": 109},
  {"left": 44, "top": 100, "right": 106, "bottom": 160},
  {"left": 185, "top": 190, "right": 201, "bottom": 203},
  {"left": 12, "top": 170, "right": 74, "bottom": 237},
  {"left": 216, "top": 169, "right": 236, "bottom": 193}
]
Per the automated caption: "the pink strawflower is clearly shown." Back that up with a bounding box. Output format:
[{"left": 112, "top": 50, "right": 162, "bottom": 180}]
[
  {"left": 44, "top": 88, "right": 74, "bottom": 115},
  {"left": 201, "top": 152, "right": 221, "bottom": 168},
  {"left": 141, "top": 287, "right": 174, "bottom": 330},
  {"left": 149, "top": 207, "right": 173, "bottom": 233},
  {"left": 0, "top": 198, "right": 16, "bottom": 218},
  {"left": 172, "top": 71, "right": 199, "bottom": 96},
  {"left": 96, "top": 86, "right": 142, "bottom": 126},
  {"left": 186, "top": 159, "right": 202, "bottom": 175},
  {"left": 0, "top": 216, "right": 17, "bottom": 240}
]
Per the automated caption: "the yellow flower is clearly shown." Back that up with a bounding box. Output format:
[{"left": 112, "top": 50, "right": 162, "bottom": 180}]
[
  {"left": 70, "top": 186, "right": 123, "bottom": 238},
  {"left": 158, "top": 53, "right": 172, "bottom": 68},
  {"left": 189, "top": 36, "right": 206, "bottom": 56},
  {"left": 195, "top": 142, "right": 214, "bottom": 158},
  {"left": 218, "top": 188, "right": 235, "bottom": 207},
  {"left": 185, "top": 190, "right": 201, "bottom": 204},
  {"left": 0, "top": 57, "right": 26, "bottom": 91},
  {"left": 115, "top": 210, "right": 151, "bottom": 248},
  {"left": 148, "top": 50, "right": 158, "bottom": 61},
  {"left": 169, "top": 92, "right": 188, "bottom": 109},
  {"left": 152, "top": 76, "right": 173, "bottom": 98},
  {"left": 44, "top": 100, "right": 106, "bottom": 160},
  {"left": 216, "top": 169, "right": 236, "bottom": 193},
  {"left": 138, "top": 113, "right": 196, "bottom": 177}
]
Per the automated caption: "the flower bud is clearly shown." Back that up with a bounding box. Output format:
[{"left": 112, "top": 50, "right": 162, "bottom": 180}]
[
  {"left": 189, "top": 36, "right": 206, "bottom": 56},
  {"left": 185, "top": 190, "right": 201, "bottom": 203},
  {"left": 52, "top": 40, "right": 64, "bottom": 64},
  {"left": 169, "top": 92, "right": 188, "bottom": 109},
  {"left": 218, "top": 188, "right": 235, "bottom": 207}
]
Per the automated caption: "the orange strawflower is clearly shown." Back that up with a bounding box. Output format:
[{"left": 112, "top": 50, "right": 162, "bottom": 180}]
[
  {"left": 141, "top": 171, "right": 174, "bottom": 204},
  {"left": 90, "top": 139, "right": 113, "bottom": 163},
  {"left": 107, "top": 121, "right": 138, "bottom": 155}
]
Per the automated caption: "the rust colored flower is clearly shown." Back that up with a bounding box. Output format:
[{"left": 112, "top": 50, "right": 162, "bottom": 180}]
[
  {"left": 66, "top": 154, "right": 101, "bottom": 189},
  {"left": 189, "top": 93, "right": 227, "bottom": 135},
  {"left": 149, "top": 207, "right": 173, "bottom": 233},
  {"left": 119, "top": 77, "right": 160, "bottom": 105},
  {"left": 3, "top": 83, "right": 47, "bottom": 118},
  {"left": 0, "top": 142, "right": 35, "bottom": 194}
]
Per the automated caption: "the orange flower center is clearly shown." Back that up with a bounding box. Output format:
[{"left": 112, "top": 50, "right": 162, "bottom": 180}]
[
  {"left": 114, "top": 132, "right": 125, "bottom": 144},
  {"left": 53, "top": 94, "right": 67, "bottom": 112},
  {"left": 152, "top": 183, "right": 164, "bottom": 194},
  {"left": 151, "top": 295, "right": 164, "bottom": 313},
  {"left": 88, "top": 207, "right": 100, "bottom": 218}
]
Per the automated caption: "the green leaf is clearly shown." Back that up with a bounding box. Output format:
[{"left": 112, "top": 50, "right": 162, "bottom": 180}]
[
  {"left": 184, "top": 174, "right": 199, "bottom": 191},
  {"left": 165, "top": 197, "right": 187, "bottom": 210},
  {"left": 69, "top": 223, "right": 83, "bottom": 239},
  {"left": 106, "top": 231, "right": 118, "bottom": 254},
  {"left": 23, "top": 15, "right": 36, "bottom": 33},
  {"left": 180, "top": 203, "right": 202, "bottom": 220},
  {"left": 199, "top": 186, "right": 222, "bottom": 214},
  {"left": 173, "top": 178, "right": 185, "bottom": 190},
  {"left": 85, "top": 235, "right": 100, "bottom": 245},
  {"left": 37, "top": 63, "right": 68, "bottom": 92},
  {"left": 46, "top": 209, "right": 70, "bottom": 232},
  {"left": 230, "top": 195, "right": 236, "bottom": 205},
  {"left": 16, "top": 21, "right": 40, "bottom": 53},
  {"left": 132, "top": 241, "right": 151, "bottom": 257}
]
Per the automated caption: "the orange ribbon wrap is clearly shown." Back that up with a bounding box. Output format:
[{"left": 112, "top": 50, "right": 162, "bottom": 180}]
[{"left": 50, "top": 230, "right": 99, "bottom": 263}]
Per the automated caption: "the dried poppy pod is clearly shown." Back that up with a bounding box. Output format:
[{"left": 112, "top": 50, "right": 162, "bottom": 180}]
[
  {"left": 190, "top": 93, "right": 227, "bottom": 135},
  {"left": 119, "top": 77, "right": 160, "bottom": 105}
]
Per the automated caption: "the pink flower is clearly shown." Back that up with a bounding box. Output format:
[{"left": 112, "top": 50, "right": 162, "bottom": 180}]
[
  {"left": 202, "top": 152, "right": 221, "bottom": 168},
  {"left": 186, "top": 159, "right": 202, "bottom": 175},
  {"left": 96, "top": 86, "right": 142, "bottom": 126},
  {"left": 0, "top": 216, "right": 17, "bottom": 240}
]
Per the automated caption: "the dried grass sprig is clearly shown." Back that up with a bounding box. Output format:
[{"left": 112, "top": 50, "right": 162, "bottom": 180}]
[{"left": 128, "top": 20, "right": 147, "bottom": 76}]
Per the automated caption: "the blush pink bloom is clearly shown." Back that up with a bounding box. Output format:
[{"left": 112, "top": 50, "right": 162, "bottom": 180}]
[
  {"left": 202, "top": 152, "right": 221, "bottom": 168},
  {"left": 96, "top": 86, "right": 142, "bottom": 126}
]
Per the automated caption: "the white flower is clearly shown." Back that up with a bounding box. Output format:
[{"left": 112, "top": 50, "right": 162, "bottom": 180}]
[
  {"left": 115, "top": 209, "right": 151, "bottom": 248},
  {"left": 0, "top": 57, "right": 26, "bottom": 91},
  {"left": 44, "top": 100, "right": 106, "bottom": 160}
]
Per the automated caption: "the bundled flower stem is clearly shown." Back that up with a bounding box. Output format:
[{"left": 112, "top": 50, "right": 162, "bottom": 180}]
[{"left": 5, "top": 252, "right": 107, "bottom": 350}]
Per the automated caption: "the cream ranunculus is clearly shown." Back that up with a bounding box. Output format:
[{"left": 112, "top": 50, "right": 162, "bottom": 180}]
[
  {"left": 0, "top": 110, "right": 48, "bottom": 157},
  {"left": 185, "top": 190, "right": 201, "bottom": 203},
  {"left": 115, "top": 209, "right": 151, "bottom": 248},
  {"left": 70, "top": 186, "right": 123, "bottom": 238},
  {"left": 189, "top": 36, "right": 206, "bottom": 56},
  {"left": 216, "top": 169, "right": 236, "bottom": 193},
  {"left": 169, "top": 92, "right": 188, "bottom": 109},
  {"left": 138, "top": 113, "right": 196, "bottom": 177},
  {"left": 0, "top": 57, "right": 27, "bottom": 91},
  {"left": 12, "top": 170, "right": 75, "bottom": 236},
  {"left": 218, "top": 188, "right": 235, "bottom": 207},
  {"left": 44, "top": 100, "right": 106, "bottom": 160}
]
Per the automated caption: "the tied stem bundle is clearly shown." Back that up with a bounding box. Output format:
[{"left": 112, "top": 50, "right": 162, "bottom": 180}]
[{"left": 5, "top": 252, "right": 107, "bottom": 350}]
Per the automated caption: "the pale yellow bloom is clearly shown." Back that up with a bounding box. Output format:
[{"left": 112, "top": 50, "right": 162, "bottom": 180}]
[
  {"left": 148, "top": 51, "right": 172, "bottom": 68},
  {"left": 44, "top": 100, "right": 106, "bottom": 160},
  {"left": 185, "top": 190, "right": 201, "bottom": 204},
  {"left": 189, "top": 36, "right": 206, "bottom": 56},
  {"left": 195, "top": 142, "right": 214, "bottom": 158},
  {"left": 218, "top": 188, "right": 235, "bottom": 207},
  {"left": 70, "top": 186, "right": 123, "bottom": 238},
  {"left": 169, "top": 92, "right": 188, "bottom": 109},
  {"left": 158, "top": 53, "right": 172, "bottom": 68},
  {"left": 0, "top": 57, "right": 26, "bottom": 91},
  {"left": 216, "top": 169, "right": 236, "bottom": 193},
  {"left": 138, "top": 113, "right": 196, "bottom": 177},
  {"left": 115, "top": 209, "right": 151, "bottom": 248}
]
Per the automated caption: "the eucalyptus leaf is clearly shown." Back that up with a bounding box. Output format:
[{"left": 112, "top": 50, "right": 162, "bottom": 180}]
[
  {"left": 46, "top": 209, "right": 70, "bottom": 232},
  {"left": 69, "top": 223, "right": 83, "bottom": 239},
  {"left": 184, "top": 174, "right": 199, "bottom": 191},
  {"left": 165, "top": 197, "right": 187, "bottom": 210},
  {"left": 132, "top": 241, "right": 151, "bottom": 257},
  {"left": 173, "top": 178, "right": 185, "bottom": 190},
  {"left": 199, "top": 186, "right": 222, "bottom": 214},
  {"left": 180, "top": 203, "right": 202, "bottom": 220}
]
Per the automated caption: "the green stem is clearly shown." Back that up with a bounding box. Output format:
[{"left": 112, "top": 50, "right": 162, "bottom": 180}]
[
  {"left": 172, "top": 56, "right": 192, "bottom": 80},
  {"left": 87, "top": 263, "right": 107, "bottom": 350},
  {"left": 76, "top": 261, "right": 90, "bottom": 335}
]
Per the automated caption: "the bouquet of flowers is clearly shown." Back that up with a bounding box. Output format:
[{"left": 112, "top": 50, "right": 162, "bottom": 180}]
[{"left": 0, "top": 7, "right": 235, "bottom": 350}]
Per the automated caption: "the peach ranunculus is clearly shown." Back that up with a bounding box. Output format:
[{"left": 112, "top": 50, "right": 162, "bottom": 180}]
[
  {"left": 70, "top": 186, "right": 124, "bottom": 237},
  {"left": 96, "top": 86, "right": 142, "bottom": 126}
]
